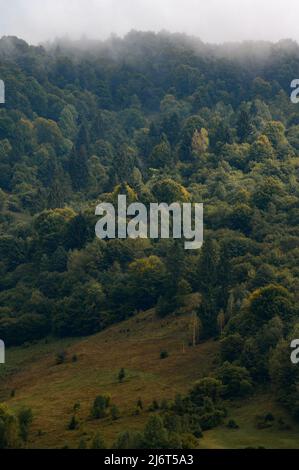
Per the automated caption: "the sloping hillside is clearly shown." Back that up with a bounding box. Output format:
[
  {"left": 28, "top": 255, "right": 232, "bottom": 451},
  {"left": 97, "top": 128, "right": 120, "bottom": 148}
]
[
  {"left": 0, "top": 298, "right": 218, "bottom": 448},
  {"left": 1, "top": 300, "right": 298, "bottom": 449}
]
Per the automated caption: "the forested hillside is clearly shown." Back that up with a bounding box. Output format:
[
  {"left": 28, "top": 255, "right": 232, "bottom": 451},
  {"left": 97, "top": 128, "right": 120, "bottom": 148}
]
[{"left": 0, "top": 32, "right": 299, "bottom": 448}]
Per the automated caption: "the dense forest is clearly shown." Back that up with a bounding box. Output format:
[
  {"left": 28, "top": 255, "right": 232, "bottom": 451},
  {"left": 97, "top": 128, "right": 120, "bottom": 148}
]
[{"left": 0, "top": 31, "right": 299, "bottom": 447}]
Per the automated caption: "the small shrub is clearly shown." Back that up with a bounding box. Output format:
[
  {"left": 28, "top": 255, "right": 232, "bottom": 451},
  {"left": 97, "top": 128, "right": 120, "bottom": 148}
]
[
  {"left": 111, "top": 405, "right": 121, "bottom": 421},
  {"left": 264, "top": 412, "right": 274, "bottom": 422},
  {"left": 148, "top": 399, "right": 160, "bottom": 412},
  {"left": 137, "top": 399, "right": 143, "bottom": 410},
  {"left": 55, "top": 350, "right": 67, "bottom": 365},
  {"left": 160, "top": 350, "right": 169, "bottom": 360},
  {"left": 67, "top": 415, "right": 79, "bottom": 431},
  {"left": 226, "top": 419, "right": 239, "bottom": 429},
  {"left": 118, "top": 368, "right": 125, "bottom": 383},
  {"left": 91, "top": 395, "right": 110, "bottom": 419}
]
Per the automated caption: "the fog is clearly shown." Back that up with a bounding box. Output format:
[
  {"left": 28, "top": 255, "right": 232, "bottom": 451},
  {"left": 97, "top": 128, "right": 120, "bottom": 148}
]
[{"left": 0, "top": 0, "right": 298, "bottom": 45}]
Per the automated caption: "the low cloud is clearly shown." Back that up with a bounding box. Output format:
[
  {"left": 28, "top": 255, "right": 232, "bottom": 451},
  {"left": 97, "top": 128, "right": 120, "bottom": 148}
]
[{"left": 0, "top": 0, "right": 298, "bottom": 44}]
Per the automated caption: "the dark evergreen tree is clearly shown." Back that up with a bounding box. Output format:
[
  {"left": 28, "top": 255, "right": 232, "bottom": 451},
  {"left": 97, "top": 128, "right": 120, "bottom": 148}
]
[
  {"left": 66, "top": 213, "right": 89, "bottom": 250},
  {"left": 76, "top": 122, "right": 90, "bottom": 150},
  {"left": 197, "top": 239, "right": 220, "bottom": 338},
  {"left": 47, "top": 169, "right": 66, "bottom": 209},
  {"left": 162, "top": 112, "right": 180, "bottom": 146},
  {"left": 69, "top": 144, "right": 89, "bottom": 191},
  {"left": 237, "top": 108, "right": 253, "bottom": 142}
]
